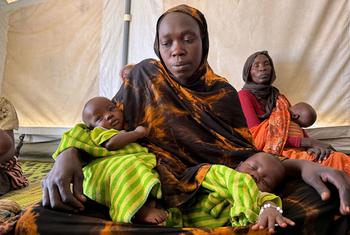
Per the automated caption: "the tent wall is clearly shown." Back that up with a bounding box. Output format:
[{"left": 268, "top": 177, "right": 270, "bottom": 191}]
[
  {"left": 99, "top": 0, "right": 124, "bottom": 99},
  {"left": 2, "top": 0, "right": 103, "bottom": 128},
  {"left": 0, "top": 9, "right": 8, "bottom": 91},
  {"left": 156, "top": 0, "right": 350, "bottom": 127},
  {"left": 0, "top": 0, "right": 349, "bottom": 132},
  {"left": 128, "top": 0, "right": 163, "bottom": 64}
]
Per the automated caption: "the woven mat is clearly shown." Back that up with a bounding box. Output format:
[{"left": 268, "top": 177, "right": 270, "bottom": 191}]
[{"left": 0, "top": 160, "right": 53, "bottom": 209}]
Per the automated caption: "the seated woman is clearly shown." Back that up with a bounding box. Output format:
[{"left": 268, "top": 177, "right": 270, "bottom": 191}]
[
  {"left": 0, "top": 97, "right": 28, "bottom": 196},
  {"left": 238, "top": 51, "right": 350, "bottom": 175},
  {"left": 18, "top": 5, "right": 350, "bottom": 235},
  {"left": 57, "top": 96, "right": 293, "bottom": 231}
]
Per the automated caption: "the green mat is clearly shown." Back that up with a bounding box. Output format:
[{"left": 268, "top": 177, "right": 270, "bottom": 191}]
[{"left": 0, "top": 160, "right": 53, "bottom": 209}]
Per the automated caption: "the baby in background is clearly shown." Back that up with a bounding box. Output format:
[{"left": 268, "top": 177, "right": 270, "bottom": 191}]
[{"left": 289, "top": 102, "right": 317, "bottom": 128}]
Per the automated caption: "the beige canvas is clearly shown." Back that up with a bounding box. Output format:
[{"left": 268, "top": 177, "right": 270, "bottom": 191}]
[
  {"left": 160, "top": 0, "right": 350, "bottom": 127},
  {"left": 0, "top": 0, "right": 349, "bottom": 129},
  {"left": 2, "top": 0, "right": 102, "bottom": 127}
]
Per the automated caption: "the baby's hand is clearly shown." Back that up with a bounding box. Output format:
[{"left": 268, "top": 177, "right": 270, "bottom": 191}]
[
  {"left": 251, "top": 203, "right": 295, "bottom": 233},
  {"left": 134, "top": 126, "right": 148, "bottom": 138}
]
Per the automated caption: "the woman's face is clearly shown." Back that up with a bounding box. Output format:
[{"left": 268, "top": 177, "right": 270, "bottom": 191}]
[
  {"left": 158, "top": 12, "right": 202, "bottom": 82},
  {"left": 250, "top": 54, "right": 272, "bottom": 84}
]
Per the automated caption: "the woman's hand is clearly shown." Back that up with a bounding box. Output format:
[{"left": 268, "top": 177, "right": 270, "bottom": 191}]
[
  {"left": 252, "top": 203, "right": 295, "bottom": 233},
  {"left": 283, "top": 159, "right": 350, "bottom": 215},
  {"left": 42, "top": 148, "right": 86, "bottom": 211},
  {"left": 301, "top": 137, "right": 335, "bottom": 162}
]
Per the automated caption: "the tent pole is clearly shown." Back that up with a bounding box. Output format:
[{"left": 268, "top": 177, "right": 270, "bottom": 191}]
[{"left": 121, "top": 0, "right": 131, "bottom": 67}]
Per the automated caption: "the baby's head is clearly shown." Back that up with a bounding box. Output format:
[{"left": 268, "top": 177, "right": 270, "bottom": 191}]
[
  {"left": 236, "top": 152, "right": 285, "bottom": 192},
  {"left": 82, "top": 96, "right": 124, "bottom": 130},
  {"left": 289, "top": 102, "right": 317, "bottom": 127},
  {"left": 119, "top": 64, "right": 135, "bottom": 81}
]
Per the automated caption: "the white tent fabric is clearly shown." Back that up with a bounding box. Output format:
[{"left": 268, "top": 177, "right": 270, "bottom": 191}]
[
  {"left": 0, "top": 0, "right": 349, "bottom": 131},
  {"left": 1, "top": 0, "right": 102, "bottom": 128},
  {"left": 99, "top": 0, "right": 124, "bottom": 100},
  {"left": 0, "top": 8, "right": 8, "bottom": 93}
]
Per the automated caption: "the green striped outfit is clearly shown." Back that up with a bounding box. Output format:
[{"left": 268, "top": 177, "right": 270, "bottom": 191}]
[
  {"left": 166, "top": 164, "right": 282, "bottom": 227},
  {"left": 54, "top": 124, "right": 281, "bottom": 227},
  {"left": 52, "top": 124, "right": 161, "bottom": 223}
]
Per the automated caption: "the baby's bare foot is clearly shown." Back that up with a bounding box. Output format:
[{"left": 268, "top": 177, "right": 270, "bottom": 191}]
[{"left": 134, "top": 206, "right": 168, "bottom": 224}]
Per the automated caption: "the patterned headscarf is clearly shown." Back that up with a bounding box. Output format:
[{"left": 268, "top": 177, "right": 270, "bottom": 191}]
[
  {"left": 242, "top": 51, "right": 280, "bottom": 119},
  {"left": 153, "top": 4, "right": 209, "bottom": 84}
]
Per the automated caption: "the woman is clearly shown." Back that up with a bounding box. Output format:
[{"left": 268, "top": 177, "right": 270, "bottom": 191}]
[
  {"left": 23, "top": 5, "right": 349, "bottom": 235},
  {"left": 0, "top": 97, "right": 28, "bottom": 195},
  {"left": 238, "top": 51, "right": 350, "bottom": 175}
]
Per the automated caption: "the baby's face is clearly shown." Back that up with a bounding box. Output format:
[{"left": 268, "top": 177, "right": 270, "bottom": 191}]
[
  {"left": 289, "top": 103, "right": 316, "bottom": 127},
  {"left": 84, "top": 97, "right": 124, "bottom": 130},
  {"left": 236, "top": 153, "right": 285, "bottom": 192}
]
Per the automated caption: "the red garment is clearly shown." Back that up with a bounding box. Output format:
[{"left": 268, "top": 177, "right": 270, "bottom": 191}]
[
  {"left": 243, "top": 94, "right": 350, "bottom": 176},
  {"left": 238, "top": 89, "right": 302, "bottom": 147}
]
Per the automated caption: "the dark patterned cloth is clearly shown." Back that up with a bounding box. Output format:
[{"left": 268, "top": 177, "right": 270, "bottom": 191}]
[
  {"left": 0, "top": 156, "right": 28, "bottom": 196},
  {"left": 15, "top": 180, "right": 349, "bottom": 235},
  {"left": 113, "top": 58, "right": 257, "bottom": 207},
  {"left": 16, "top": 201, "right": 271, "bottom": 235},
  {"left": 113, "top": 4, "right": 257, "bottom": 207},
  {"left": 0, "top": 199, "right": 21, "bottom": 235}
]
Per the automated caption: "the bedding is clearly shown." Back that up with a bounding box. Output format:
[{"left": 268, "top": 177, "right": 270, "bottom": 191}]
[
  {"left": 0, "top": 161, "right": 53, "bottom": 208},
  {"left": 0, "top": 160, "right": 53, "bottom": 234}
]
